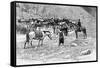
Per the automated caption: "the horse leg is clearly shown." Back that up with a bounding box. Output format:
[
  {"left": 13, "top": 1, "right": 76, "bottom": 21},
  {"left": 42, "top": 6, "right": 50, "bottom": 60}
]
[
  {"left": 24, "top": 41, "right": 29, "bottom": 49},
  {"left": 30, "top": 40, "right": 32, "bottom": 47},
  {"left": 24, "top": 41, "right": 27, "bottom": 49},
  {"left": 38, "top": 40, "right": 40, "bottom": 47},
  {"left": 85, "top": 29, "right": 87, "bottom": 38},
  {"left": 59, "top": 42, "right": 61, "bottom": 46},
  {"left": 41, "top": 40, "right": 43, "bottom": 46},
  {"left": 75, "top": 30, "right": 78, "bottom": 39},
  {"left": 83, "top": 29, "right": 87, "bottom": 39}
]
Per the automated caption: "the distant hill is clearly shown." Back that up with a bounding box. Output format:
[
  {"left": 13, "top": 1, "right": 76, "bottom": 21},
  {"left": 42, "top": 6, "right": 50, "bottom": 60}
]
[{"left": 16, "top": 3, "right": 96, "bottom": 38}]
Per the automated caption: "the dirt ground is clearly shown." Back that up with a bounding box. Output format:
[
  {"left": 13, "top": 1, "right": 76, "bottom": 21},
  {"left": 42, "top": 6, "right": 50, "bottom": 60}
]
[{"left": 16, "top": 33, "right": 96, "bottom": 65}]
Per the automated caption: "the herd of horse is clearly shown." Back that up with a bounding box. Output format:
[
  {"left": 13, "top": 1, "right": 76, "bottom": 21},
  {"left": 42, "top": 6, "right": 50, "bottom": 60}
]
[{"left": 18, "top": 18, "right": 87, "bottom": 49}]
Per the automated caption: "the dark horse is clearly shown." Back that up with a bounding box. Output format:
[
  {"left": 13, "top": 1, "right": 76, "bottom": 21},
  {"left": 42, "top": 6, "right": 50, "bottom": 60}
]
[
  {"left": 75, "top": 25, "right": 87, "bottom": 39},
  {"left": 60, "top": 19, "right": 87, "bottom": 39},
  {"left": 75, "top": 19, "right": 87, "bottom": 39}
]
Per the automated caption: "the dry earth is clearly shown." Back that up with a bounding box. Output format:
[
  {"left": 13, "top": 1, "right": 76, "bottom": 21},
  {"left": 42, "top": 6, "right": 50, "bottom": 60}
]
[{"left": 16, "top": 33, "right": 96, "bottom": 65}]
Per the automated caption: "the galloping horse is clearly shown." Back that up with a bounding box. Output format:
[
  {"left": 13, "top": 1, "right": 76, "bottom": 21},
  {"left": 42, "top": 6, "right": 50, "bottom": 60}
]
[{"left": 24, "top": 27, "right": 52, "bottom": 49}]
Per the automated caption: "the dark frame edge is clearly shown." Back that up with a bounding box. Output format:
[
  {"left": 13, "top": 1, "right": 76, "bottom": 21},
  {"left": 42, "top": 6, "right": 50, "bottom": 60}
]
[
  {"left": 12, "top": 1, "right": 97, "bottom": 7},
  {"left": 96, "top": 6, "right": 98, "bottom": 62},
  {"left": 10, "top": 1, "right": 16, "bottom": 67}
]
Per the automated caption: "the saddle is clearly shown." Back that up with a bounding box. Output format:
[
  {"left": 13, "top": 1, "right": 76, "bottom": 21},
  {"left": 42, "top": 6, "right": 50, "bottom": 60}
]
[
  {"left": 78, "top": 27, "right": 82, "bottom": 32},
  {"left": 34, "top": 30, "right": 43, "bottom": 40}
]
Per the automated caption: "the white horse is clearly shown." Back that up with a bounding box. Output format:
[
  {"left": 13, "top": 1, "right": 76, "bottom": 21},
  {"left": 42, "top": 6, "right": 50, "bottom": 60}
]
[{"left": 24, "top": 27, "right": 52, "bottom": 48}]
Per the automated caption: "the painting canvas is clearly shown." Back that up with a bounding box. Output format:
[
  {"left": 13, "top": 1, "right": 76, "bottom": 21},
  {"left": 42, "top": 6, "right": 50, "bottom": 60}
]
[{"left": 11, "top": 1, "right": 98, "bottom": 67}]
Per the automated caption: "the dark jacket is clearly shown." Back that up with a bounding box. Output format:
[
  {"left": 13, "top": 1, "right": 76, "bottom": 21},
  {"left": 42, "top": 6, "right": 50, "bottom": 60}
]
[
  {"left": 59, "top": 31, "right": 64, "bottom": 44},
  {"left": 77, "top": 21, "right": 81, "bottom": 27}
]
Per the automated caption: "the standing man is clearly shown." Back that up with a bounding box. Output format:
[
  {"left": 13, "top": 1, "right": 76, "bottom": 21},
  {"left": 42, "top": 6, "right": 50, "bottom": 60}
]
[{"left": 59, "top": 30, "right": 64, "bottom": 46}]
